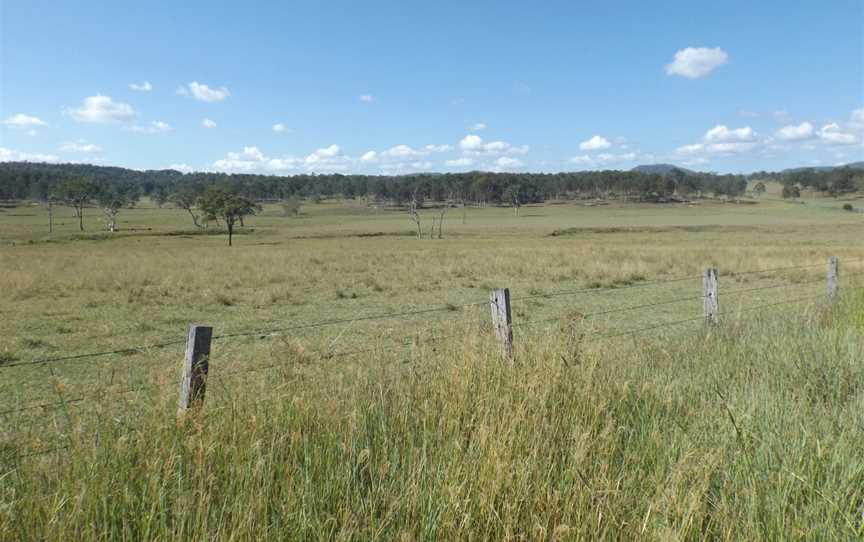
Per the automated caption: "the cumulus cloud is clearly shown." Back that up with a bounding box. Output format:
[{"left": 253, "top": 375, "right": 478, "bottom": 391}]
[
  {"left": 60, "top": 141, "right": 102, "bottom": 153},
  {"left": 446, "top": 157, "right": 474, "bottom": 167},
  {"left": 360, "top": 151, "right": 378, "bottom": 162},
  {"left": 178, "top": 82, "right": 230, "bottom": 102},
  {"left": 665, "top": 47, "right": 729, "bottom": 78},
  {"left": 673, "top": 124, "right": 759, "bottom": 158},
  {"left": 458, "top": 134, "right": 527, "bottom": 155},
  {"left": 424, "top": 144, "right": 452, "bottom": 153},
  {"left": 382, "top": 144, "right": 426, "bottom": 158},
  {"left": 850, "top": 108, "right": 864, "bottom": 130},
  {"left": 0, "top": 147, "right": 59, "bottom": 162},
  {"left": 380, "top": 161, "right": 433, "bottom": 174},
  {"left": 66, "top": 95, "right": 136, "bottom": 123},
  {"left": 494, "top": 156, "right": 524, "bottom": 169},
  {"left": 129, "top": 120, "right": 172, "bottom": 134},
  {"left": 569, "top": 152, "right": 638, "bottom": 168},
  {"left": 579, "top": 135, "right": 611, "bottom": 151},
  {"left": 703, "top": 125, "right": 755, "bottom": 142},
  {"left": 775, "top": 122, "right": 814, "bottom": 141},
  {"left": 305, "top": 144, "right": 341, "bottom": 164},
  {"left": 359, "top": 95, "right": 374, "bottom": 103},
  {"left": 3, "top": 113, "right": 47, "bottom": 129},
  {"left": 471, "top": 122, "right": 487, "bottom": 131},
  {"left": 818, "top": 122, "right": 857, "bottom": 145},
  {"left": 129, "top": 81, "right": 152, "bottom": 92},
  {"left": 272, "top": 123, "right": 288, "bottom": 132},
  {"left": 202, "top": 118, "right": 217, "bottom": 128},
  {"left": 213, "top": 146, "right": 303, "bottom": 173},
  {"left": 168, "top": 163, "right": 194, "bottom": 173}
]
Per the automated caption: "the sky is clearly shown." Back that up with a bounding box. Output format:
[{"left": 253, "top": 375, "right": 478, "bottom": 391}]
[{"left": 1, "top": 0, "right": 862, "bottom": 175}]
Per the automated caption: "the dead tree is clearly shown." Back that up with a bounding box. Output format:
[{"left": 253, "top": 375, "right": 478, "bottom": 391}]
[{"left": 408, "top": 191, "right": 422, "bottom": 240}]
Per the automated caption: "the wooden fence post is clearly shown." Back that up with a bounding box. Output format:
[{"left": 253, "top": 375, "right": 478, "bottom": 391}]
[
  {"left": 490, "top": 288, "right": 513, "bottom": 359},
  {"left": 703, "top": 268, "right": 719, "bottom": 325},
  {"left": 827, "top": 256, "right": 839, "bottom": 303},
  {"left": 178, "top": 324, "right": 213, "bottom": 416}
]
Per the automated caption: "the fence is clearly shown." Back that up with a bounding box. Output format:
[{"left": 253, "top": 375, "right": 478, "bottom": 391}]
[{"left": 2, "top": 256, "right": 862, "bottom": 459}]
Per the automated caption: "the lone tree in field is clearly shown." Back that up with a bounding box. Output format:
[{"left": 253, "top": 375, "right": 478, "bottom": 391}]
[
  {"left": 197, "top": 186, "right": 260, "bottom": 246},
  {"left": 96, "top": 181, "right": 140, "bottom": 232},
  {"left": 170, "top": 186, "right": 205, "bottom": 228},
  {"left": 56, "top": 179, "right": 97, "bottom": 231},
  {"left": 782, "top": 183, "right": 801, "bottom": 200},
  {"left": 752, "top": 181, "right": 767, "bottom": 198}
]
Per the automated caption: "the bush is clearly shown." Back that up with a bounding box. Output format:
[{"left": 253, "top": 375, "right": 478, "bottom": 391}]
[{"left": 842, "top": 203, "right": 854, "bottom": 212}]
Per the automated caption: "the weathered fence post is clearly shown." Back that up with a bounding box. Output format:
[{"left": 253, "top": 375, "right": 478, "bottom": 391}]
[
  {"left": 703, "top": 268, "right": 719, "bottom": 325},
  {"left": 178, "top": 324, "right": 213, "bottom": 416},
  {"left": 489, "top": 288, "right": 513, "bottom": 359},
  {"left": 827, "top": 256, "right": 839, "bottom": 303}
]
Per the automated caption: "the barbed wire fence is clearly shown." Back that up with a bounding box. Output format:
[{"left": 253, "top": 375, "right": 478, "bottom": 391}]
[{"left": 2, "top": 256, "right": 863, "bottom": 460}]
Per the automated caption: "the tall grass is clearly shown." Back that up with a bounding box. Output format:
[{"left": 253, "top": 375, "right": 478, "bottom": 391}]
[{"left": 2, "top": 292, "right": 862, "bottom": 540}]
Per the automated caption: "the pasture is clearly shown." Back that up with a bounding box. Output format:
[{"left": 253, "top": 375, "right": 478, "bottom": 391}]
[{"left": 1, "top": 193, "right": 864, "bottom": 540}]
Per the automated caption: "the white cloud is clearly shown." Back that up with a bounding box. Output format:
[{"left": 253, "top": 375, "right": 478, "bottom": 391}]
[
  {"left": 424, "top": 144, "right": 452, "bottom": 152},
  {"left": 569, "top": 152, "right": 638, "bottom": 168},
  {"left": 66, "top": 95, "right": 136, "bottom": 123},
  {"left": 459, "top": 134, "right": 528, "bottom": 155},
  {"left": 380, "top": 161, "right": 433, "bottom": 173},
  {"left": 202, "top": 118, "right": 217, "bottom": 128},
  {"left": 305, "top": 144, "right": 341, "bottom": 164},
  {"left": 168, "top": 163, "right": 194, "bottom": 173},
  {"left": 775, "top": 122, "right": 814, "bottom": 141},
  {"left": 3, "top": 113, "right": 47, "bottom": 129},
  {"left": 703, "top": 125, "right": 755, "bottom": 142},
  {"left": 446, "top": 157, "right": 474, "bottom": 167},
  {"left": 850, "top": 108, "right": 864, "bottom": 130},
  {"left": 213, "top": 146, "right": 303, "bottom": 173},
  {"left": 0, "top": 147, "right": 59, "bottom": 162},
  {"left": 359, "top": 95, "right": 374, "bottom": 103},
  {"left": 675, "top": 141, "right": 755, "bottom": 156},
  {"left": 179, "top": 82, "right": 230, "bottom": 102},
  {"left": 360, "top": 151, "right": 378, "bottom": 162},
  {"left": 471, "top": 122, "right": 487, "bottom": 131},
  {"left": 129, "top": 120, "right": 172, "bottom": 134},
  {"left": 459, "top": 134, "right": 483, "bottom": 151},
  {"left": 818, "top": 122, "right": 857, "bottom": 145},
  {"left": 495, "top": 156, "right": 524, "bottom": 169},
  {"left": 272, "top": 123, "right": 288, "bottom": 132},
  {"left": 129, "top": 81, "right": 152, "bottom": 92},
  {"left": 382, "top": 144, "right": 426, "bottom": 158},
  {"left": 579, "top": 135, "right": 611, "bottom": 151},
  {"left": 665, "top": 47, "right": 729, "bottom": 79},
  {"left": 569, "top": 155, "right": 593, "bottom": 165},
  {"left": 60, "top": 141, "right": 102, "bottom": 153}
]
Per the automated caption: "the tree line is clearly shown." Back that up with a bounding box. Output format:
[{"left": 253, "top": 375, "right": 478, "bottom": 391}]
[{"left": 0, "top": 161, "right": 753, "bottom": 207}]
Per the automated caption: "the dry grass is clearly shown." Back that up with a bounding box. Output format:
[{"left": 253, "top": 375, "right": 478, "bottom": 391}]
[{"left": 0, "top": 198, "right": 863, "bottom": 539}]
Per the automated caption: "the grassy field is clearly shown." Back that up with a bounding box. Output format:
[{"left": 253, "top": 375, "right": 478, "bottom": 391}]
[{"left": 1, "top": 193, "right": 863, "bottom": 540}]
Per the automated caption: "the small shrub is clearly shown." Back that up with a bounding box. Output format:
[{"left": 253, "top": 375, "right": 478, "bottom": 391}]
[{"left": 842, "top": 203, "right": 854, "bottom": 212}]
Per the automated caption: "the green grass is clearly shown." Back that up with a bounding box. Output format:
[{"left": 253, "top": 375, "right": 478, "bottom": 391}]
[{"left": 0, "top": 197, "right": 863, "bottom": 539}]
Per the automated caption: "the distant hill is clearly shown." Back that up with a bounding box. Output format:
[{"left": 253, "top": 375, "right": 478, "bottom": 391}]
[
  {"left": 781, "top": 162, "right": 864, "bottom": 174},
  {"left": 631, "top": 164, "right": 697, "bottom": 175}
]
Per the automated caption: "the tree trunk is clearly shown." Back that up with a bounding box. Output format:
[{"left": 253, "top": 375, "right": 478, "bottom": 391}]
[
  {"left": 227, "top": 222, "right": 233, "bottom": 246},
  {"left": 48, "top": 201, "right": 53, "bottom": 234},
  {"left": 78, "top": 206, "right": 84, "bottom": 231}
]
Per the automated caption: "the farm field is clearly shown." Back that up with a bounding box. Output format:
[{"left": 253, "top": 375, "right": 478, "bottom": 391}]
[{"left": 1, "top": 195, "right": 864, "bottom": 539}]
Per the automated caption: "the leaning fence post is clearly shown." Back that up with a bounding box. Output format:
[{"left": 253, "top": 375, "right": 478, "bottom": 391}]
[
  {"left": 489, "top": 288, "right": 513, "bottom": 359},
  {"left": 827, "top": 256, "right": 839, "bottom": 303},
  {"left": 178, "top": 324, "right": 213, "bottom": 416},
  {"left": 703, "top": 268, "right": 719, "bottom": 325}
]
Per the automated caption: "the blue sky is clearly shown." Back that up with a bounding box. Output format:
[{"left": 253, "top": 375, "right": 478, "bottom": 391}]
[{"left": 1, "top": 0, "right": 862, "bottom": 174}]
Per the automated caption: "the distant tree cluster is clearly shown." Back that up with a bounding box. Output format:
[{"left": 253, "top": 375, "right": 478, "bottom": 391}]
[{"left": 778, "top": 167, "right": 864, "bottom": 197}]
